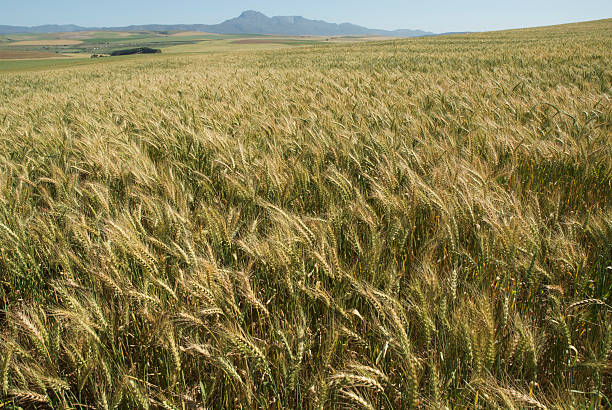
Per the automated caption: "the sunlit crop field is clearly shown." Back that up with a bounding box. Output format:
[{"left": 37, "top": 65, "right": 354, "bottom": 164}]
[{"left": 0, "top": 18, "right": 610, "bottom": 409}]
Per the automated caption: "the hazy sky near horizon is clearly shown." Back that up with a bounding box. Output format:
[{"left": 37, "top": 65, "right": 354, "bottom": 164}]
[{"left": 3, "top": 1, "right": 611, "bottom": 33}]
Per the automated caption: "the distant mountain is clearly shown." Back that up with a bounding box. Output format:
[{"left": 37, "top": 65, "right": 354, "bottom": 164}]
[
  {"left": 0, "top": 11, "right": 433, "bottom": 37},
  {"left": 204, "top": 10, "right": 432, "bottom": 37}
]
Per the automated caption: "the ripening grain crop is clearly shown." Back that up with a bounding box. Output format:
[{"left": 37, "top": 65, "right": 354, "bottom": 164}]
[{"left": 0, "top": 19, "right": 611, "bottom": 409}]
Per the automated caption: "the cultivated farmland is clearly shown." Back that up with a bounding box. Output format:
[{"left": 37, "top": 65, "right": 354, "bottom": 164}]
[
  {"left": 0, "top": 18, "right": 610, "bottom": 409},
  {"left": 0, "top": 31, "right": 345, "bottom": 60}
]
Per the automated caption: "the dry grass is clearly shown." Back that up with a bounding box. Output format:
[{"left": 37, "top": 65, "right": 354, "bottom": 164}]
[
  {"left": 232, "top": 39, "right": 301, "bottom": 44},
  {"left": 0, "top": 50, "right": 61, "bottom": 59},
  {"left": 7, "top": 39, "right": 83, "bottom": 46},
  {"left": 0, "top": 18, "right": 610, "bottom": 409}
]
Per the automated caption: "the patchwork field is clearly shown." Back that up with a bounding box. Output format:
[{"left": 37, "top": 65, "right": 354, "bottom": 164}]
[
  {"left": 0, "top": 50, "right": 61, "bottom": 59},
  {"left": 231, "top": 38, "right": 324, "bottom": 45},
  {"left": 0, "top": 18, "right": 610, "bottom": 409},
  {"left": 7, "top": 39, "right": 83, "bottom": 46},
  {"left": 0, "top": 30, "right": 343, "bottom": 61}
]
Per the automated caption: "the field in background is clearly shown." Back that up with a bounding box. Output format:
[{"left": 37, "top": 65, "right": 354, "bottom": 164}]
[
  {"left": 0, "top": 30, "right": 379, "bottom": 65},
  {"left": 0, "top": 30, "right": 238, "bottom": 59},
  {"left": 0, "top": 18, "right": 610, "bottom": 409},
  {"left": 7, "top": 39, "right": 83, "bottom": 46},
  {"left": 0, "top": 50, "right": 63, "bottom": 59}
]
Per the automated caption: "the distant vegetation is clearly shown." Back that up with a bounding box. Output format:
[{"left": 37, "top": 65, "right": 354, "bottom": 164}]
[
  {"left": 0, "top": 18, "right": 610, "bottom": 409},
  {"left": 110, "top": 47, "right": 161, "bottom": 56}
]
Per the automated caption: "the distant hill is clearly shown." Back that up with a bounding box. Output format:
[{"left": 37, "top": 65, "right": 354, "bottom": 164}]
[
  {"left": 0, "top": 24, "right": 84, "bottom": 34},
  {"left": 0, "top": 10, "right": 433, "bottom": 37}
]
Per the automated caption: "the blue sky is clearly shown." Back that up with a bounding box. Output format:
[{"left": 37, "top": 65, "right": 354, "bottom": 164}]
[{"left": 3, "top": 1, "right": 611, "bottom": 33}]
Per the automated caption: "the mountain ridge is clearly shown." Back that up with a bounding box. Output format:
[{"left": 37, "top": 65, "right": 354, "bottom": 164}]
[{"left": 0, "top": 10, "right": 434, "bottom": 37}]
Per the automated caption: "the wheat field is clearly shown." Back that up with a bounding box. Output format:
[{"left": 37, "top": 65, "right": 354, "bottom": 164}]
[{"left": 0, "top": 19, "right": 611, "bottom": 409}]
